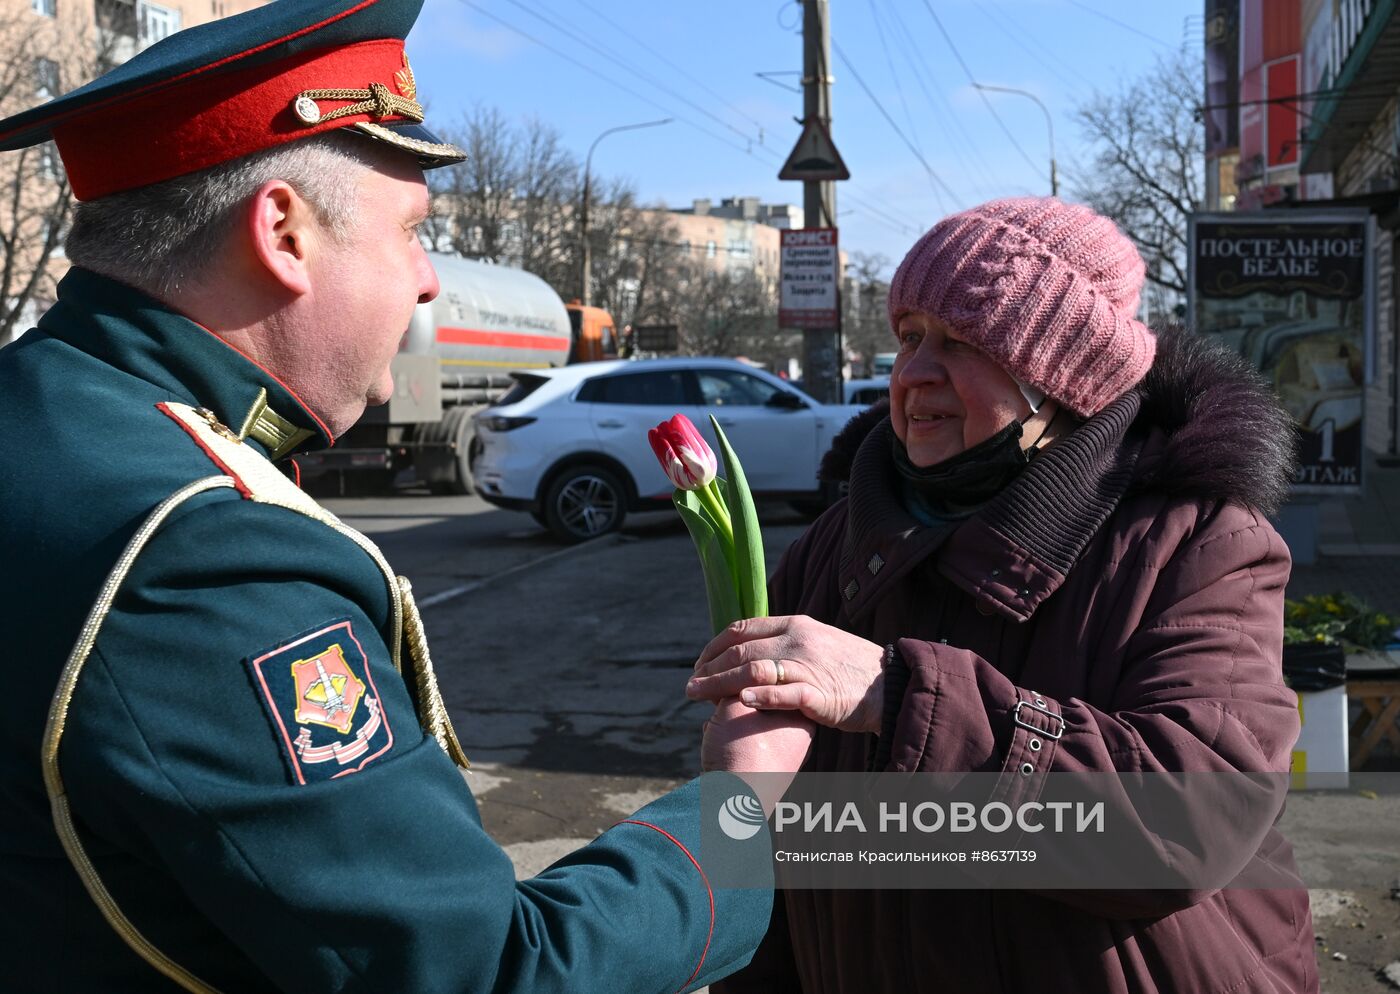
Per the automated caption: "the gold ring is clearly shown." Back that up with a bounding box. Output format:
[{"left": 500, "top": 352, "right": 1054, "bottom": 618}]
[{"left": 774, "top": 660, "right": 786, "bottom": 685}]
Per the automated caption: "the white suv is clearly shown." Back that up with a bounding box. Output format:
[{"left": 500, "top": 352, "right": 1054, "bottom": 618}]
[{"left": 472, "top": 358, "right": 865, "bottom": 542}]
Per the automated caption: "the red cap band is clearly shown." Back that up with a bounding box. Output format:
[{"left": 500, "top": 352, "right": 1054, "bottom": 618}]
[{"left": 55, "top": 38, "right": 412, "bottom": 200}]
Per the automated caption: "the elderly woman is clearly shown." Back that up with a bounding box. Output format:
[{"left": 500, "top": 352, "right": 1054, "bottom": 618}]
[{"left": 688, "top": 198, "right": 1315, "bottom": 993}]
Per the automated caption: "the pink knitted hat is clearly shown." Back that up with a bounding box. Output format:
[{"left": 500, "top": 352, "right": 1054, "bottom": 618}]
[{"left": 887, "top": 197, "right": 1156, "bottom": 417}]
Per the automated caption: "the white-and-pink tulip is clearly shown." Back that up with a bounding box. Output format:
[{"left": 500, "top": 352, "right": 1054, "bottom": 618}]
[
  {"left": 647, "top": 413, "right": 766, "bottom": 634},
  {"left": 647, "top": 414, "right": 717, "bottom": 490}
]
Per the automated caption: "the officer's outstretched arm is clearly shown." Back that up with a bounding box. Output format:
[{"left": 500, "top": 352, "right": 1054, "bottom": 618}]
[{"left": 60, "top": 493, "right": 772, "bottom": 993}]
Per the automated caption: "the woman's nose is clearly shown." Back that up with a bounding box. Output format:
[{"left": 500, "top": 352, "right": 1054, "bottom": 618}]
[{"left": 897, "top": 341, "right": 947, "bottom": 387}]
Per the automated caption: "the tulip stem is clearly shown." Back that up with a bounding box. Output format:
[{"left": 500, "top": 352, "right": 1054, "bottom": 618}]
[{"left": 695, "top": 480, "right": 733, "bottom": 546}]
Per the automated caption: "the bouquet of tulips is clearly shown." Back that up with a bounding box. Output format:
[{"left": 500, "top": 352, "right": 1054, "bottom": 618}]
[{"left": 647, "top": 414, "right": 767, "bottom": 634}]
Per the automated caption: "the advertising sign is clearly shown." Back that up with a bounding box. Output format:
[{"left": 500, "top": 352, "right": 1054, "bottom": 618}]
[
  {"left": 780, "top": 227, "right": 840, "bottom": 329},
  {"left": 1189, "top": 211, "right": 1373, "bottom": 494},
  {"left": 632, "top": 324, "right": 679, "bottom": 353},
  {"left": 1203, "top": 0, "right": 1239, "bottom": 156}
]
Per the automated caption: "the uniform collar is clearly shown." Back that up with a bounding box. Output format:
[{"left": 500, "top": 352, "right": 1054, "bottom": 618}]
[{"left": 41, "top": 267, "right": 334, "bottom": 459}]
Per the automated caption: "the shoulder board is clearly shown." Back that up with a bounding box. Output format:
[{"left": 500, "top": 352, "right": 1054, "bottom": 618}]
[{"left": 157, "top": 400, "right": 338, "bottom": 527}]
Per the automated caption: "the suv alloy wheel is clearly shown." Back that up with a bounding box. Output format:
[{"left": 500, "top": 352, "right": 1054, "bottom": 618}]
[{"left": 543, "top": 465, "right": 627, "bottom": 543}]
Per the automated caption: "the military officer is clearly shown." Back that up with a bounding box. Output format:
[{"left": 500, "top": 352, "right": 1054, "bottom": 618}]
[{"left": 0, "top": 0, "right": 813, "bottom": 990}]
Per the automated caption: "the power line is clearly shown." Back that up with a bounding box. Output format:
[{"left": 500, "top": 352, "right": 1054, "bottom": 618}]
[
  {"left": 865, "top": 0, "right": 926, "bottom": 168},
  {"left": 975, "top": 2, "right": 1095, "bottom": 96},
  {"left": 568, "top": 0, "right": 770, "bottom": 137},
  {"left": 501, "top": 0, "right": 763, "bottom": 150},
  {"left": 832, "top": 39, "right": 956, "bottom": 209},
  {"left": 454, "top": 0, "right": 922, "bottom": 240},
  {"left": 876, "top": 0, "right": 997, "bottom": 200},
  {"left": 456, "top": 0, "right": 757, "bottom": 158},
  {"left": 1062, "top": 0, "right": 1173, "bottom": 49},
  {"left": 917, "top": 0, "right": 1050, "bottom": 184}
]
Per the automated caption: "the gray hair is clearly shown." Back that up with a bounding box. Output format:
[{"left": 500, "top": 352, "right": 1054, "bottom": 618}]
[{"left": 65, "top": 132, "right": 384, "bottom": 298}]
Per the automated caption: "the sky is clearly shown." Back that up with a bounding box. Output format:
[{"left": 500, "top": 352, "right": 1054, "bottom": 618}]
[{"left": 407, "top": 0, "right": 1201, "bottom": 277}]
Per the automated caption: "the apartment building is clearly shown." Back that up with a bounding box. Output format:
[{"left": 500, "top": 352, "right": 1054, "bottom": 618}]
[{"left": 0, "top": 0, "right": 268, "bottom": 343}]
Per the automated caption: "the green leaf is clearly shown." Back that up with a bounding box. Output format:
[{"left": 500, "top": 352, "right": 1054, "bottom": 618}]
[
  {"left": 674, "top": 490, "right": 744, "bottom": 634},
  {"left": 709, "top": 416, "right": 767, "bottom": 618}
]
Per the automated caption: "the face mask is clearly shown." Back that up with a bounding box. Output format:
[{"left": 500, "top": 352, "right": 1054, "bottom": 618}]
[
  {"left": 893, "top": 410, "right": 1057, "bottom": 514},
  {"left": 894, "top": 419, "right": 1029, "bottom": 508}
]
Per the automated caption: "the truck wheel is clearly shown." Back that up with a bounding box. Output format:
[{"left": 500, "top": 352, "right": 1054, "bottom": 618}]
[
  {"left": 543, "top": 465, "right": 627, "bottom": 544},
  {"left": 430, "top": 406, "right": 475, "bottom": 495}
]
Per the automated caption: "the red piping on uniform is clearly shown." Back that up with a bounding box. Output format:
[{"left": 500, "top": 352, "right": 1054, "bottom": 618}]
[
  {"left": 435, "top": 327, "right": 571, "bottom": 351},
  {"left": 619, "top": 820, "right": 714, "bottom": 993},
  {"left": 156, "top": 402, "right": 253, "bottom": 498},
  {"left": 0, "top": 0, "right": 383, "bottom": 143},
  {"left": 186, "top": 320, "right": 335, "bottom": 444}
]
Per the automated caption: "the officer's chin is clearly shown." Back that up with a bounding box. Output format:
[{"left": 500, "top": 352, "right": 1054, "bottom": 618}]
[{"left": 366, "top": 371, "right": 396, "bottom": 407}]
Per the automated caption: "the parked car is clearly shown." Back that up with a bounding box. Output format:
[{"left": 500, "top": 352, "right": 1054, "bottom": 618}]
[
  {"left": 471, "top": 358, "right": 866, "bottom": 542},
  {"left": 843, "top": 377, "right": 890, "bottom": 406}
]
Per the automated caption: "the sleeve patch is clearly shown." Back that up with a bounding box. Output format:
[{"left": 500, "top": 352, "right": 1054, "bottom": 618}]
[{"left": 246, "top": 620, "right": 395, "bottom": 785}]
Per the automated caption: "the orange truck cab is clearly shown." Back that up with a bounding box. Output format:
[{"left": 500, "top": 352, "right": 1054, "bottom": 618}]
[{"left": 566, "top": 301, "right": 619, "bottom": 364}]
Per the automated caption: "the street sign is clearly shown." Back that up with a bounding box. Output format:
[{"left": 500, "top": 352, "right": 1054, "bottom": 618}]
[
  {"left": 778, "top": 118, "right": 850, "bottom": 181},
  {"left": 632, "top": 324, "right": 679, "bottom": 353},
  {"left": 779, "top": 227, "right": 840, "bottom": 329},
  {"left": 1188, "top": 209, "right": 1373, "bottom": 496}
]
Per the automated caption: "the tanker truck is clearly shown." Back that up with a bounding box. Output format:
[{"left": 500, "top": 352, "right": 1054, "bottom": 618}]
[{"left": 296, "top": 252, "right": 618, "bottom": 493}]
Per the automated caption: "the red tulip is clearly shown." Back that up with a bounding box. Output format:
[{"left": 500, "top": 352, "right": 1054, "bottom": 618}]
[{"left": 648, "top": 414, "right": 718, "bottom": 491}]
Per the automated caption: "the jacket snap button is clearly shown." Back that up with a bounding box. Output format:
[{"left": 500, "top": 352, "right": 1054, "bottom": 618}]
[
  {"left": 1019, "top": 587, "right": 1031, "bottom": 597},
  {"left": 1029, "top": 739, "right": 1042, "bottom": 752},
  {"left": 1020, "top": 763, "right": 1034, "bottom": 776},
  {"left": 990, "top": 568, "right": 1000, "bottom": 577}
]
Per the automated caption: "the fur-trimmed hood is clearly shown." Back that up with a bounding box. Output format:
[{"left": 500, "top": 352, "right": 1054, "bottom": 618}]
[{"left": 821, "top": 325, "right": 1296, "bottom": 516}]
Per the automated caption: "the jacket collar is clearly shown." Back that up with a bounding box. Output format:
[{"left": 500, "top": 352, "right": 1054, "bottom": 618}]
[
  {"left": 39, "top": 267, "right": 333, "bottom": 459},
  {"left": 838, "top": 393, "right": 1145, "bottom": 624}
]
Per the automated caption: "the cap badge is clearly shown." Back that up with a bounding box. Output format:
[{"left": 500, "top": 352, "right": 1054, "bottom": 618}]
[
  {"left": 293, "top": 95, "right": 321, "bottom": 126},
  {"left": 290, "top": 53, "right": 425, "bottom": 129},
  {"left": 395, "top": 52, "right": 416, "bottom": 100}
]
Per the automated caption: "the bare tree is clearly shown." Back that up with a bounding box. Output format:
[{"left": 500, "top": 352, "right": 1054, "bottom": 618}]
[
  {"left": 0, "top": 11, "right": 99, "bottom": 345},
  {"left": 680, "top": 266, "right": 774, "bottom": 358},
  {"left": 842, "top": 251, "right": 891, "bottom": 375},
  {"left": 425, "top": 105, "right": 519, "bottom": 260},
  {"left": 1071, "top": 49, "right": 1202, "bottom": 309},
  {"left": 420, "top": 106, "right": 787, "bottom": 364},
  {"left": 619, "top": 208, "right": 686, "bottom": 331},
  {"left": 425, "top": 113, "right": 580, "bottom": 296},
  {"left": 514, "top": 117, "right": 578, "bottom": 295}
]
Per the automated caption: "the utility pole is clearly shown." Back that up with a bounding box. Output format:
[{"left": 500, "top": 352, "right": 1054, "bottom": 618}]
[{"left": 801, "top": 0, "right": 841, "bottom": 405}]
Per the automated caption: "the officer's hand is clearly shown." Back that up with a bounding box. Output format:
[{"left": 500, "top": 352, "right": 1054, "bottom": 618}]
[
  {"left": 688, "top": 616, "right": 886, "bottom": 734},
  {"left": 701, "top": 697, "right": 813, "bottom": 816}
]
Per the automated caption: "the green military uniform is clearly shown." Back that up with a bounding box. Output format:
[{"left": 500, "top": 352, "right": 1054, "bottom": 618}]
[{"left": 0, "top": 267, "right": 770, "bottom": 991}]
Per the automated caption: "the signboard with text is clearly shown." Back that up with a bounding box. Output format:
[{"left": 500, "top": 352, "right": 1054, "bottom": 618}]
[
  {"left": 779, "top": 227, "right": 839, "bottom": 329},
  {"left": 1189, "top": 210, "right": 1373, "bottom": 495},
  {"left": 632, "top": 324, "right": 679, "bottom": 353}
]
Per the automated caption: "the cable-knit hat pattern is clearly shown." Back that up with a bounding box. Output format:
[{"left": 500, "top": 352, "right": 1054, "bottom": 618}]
[{"left": 887, "top": 197, "right": 1156, "bottom": 417}]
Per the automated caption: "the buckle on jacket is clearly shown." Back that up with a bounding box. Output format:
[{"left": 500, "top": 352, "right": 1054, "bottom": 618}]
[{"left": 1013, "top": 699, "right": 1064, "bottom": 740}]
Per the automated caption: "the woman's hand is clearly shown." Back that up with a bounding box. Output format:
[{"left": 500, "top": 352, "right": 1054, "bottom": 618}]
[{"left": 687, "top": 616, "right": 886, "bottom": 734}]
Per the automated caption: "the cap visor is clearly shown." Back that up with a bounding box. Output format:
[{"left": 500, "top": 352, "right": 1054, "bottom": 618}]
[{"left": 350, "top": 120, "right": 465, "bottom": 168}]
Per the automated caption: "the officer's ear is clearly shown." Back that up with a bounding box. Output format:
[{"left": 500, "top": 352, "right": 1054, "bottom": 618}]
[{"left": 246, "top": 179, "right": 317, "bottom": 296}]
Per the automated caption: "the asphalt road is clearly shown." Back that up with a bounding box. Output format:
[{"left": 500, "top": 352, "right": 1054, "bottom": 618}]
[{"left": 323, "top": 488, "right": 1400, "bottom": 993}]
